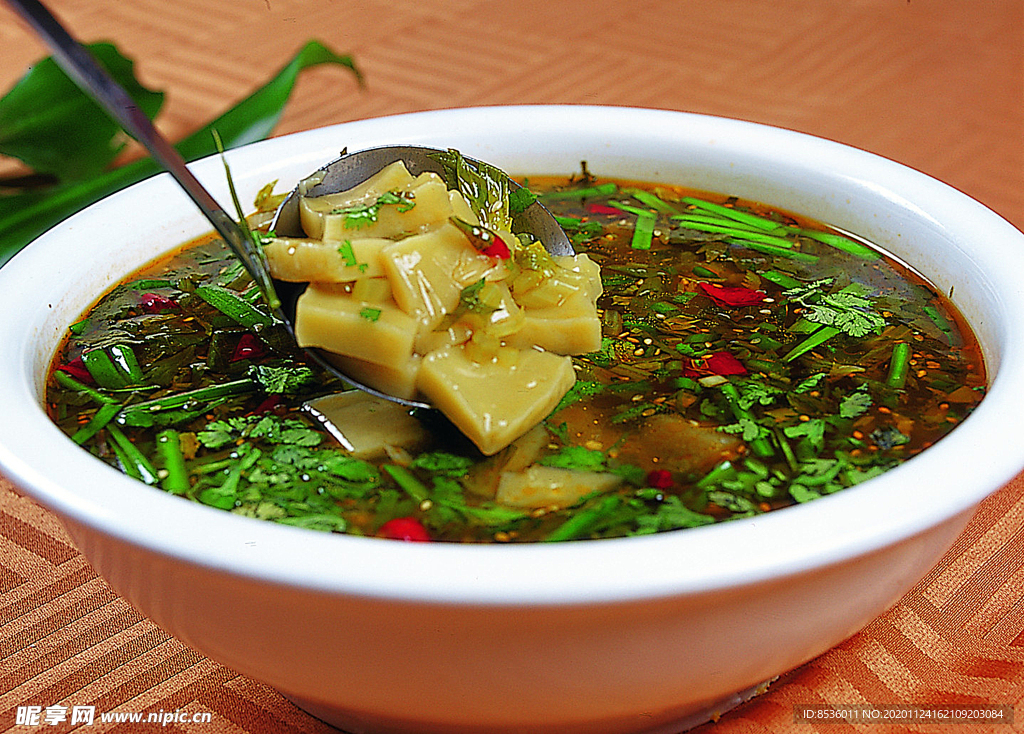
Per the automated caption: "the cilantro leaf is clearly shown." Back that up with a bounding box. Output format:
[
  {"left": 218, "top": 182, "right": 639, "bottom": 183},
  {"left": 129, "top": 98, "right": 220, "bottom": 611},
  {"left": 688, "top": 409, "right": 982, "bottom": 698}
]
[
  {"left": 509, "top": 187, "right": 538, "bottom": 215},
  {"left": 870, "top": 425, "right": 910, "bottom": 450},
  {"left": 410, "top": 452, "right": 474, "bottom": 478},
  {"left": 784, "top": 419, "right": 826, "bottom": 453},
  {"left": 553, "top": 380, "right": 606, "bottom": 413},
  {"left": 794, "top": 373, "right": 826, "bottom": 392},
  {"left": 720, "top": 417, "right": 770, "bottom": 443},
  {"left": 633, "top": 495, "right": 714, "bottom": 534},
  {"left": 539, "top": 446, "right": 607, "bottom": 472},
  {"left": 839, "top": 388, "right": 873, "bottom": 418},
  {"left": 332, "top": 189, "right": 415, "bottom": 228},
  {"left": 784, "top": 280, "right": 886, "bottom": 338},
  {"left": 247, "top": 363, "right": 317, "bottom": 394},
  {"left": 735, "top": 378, "right": 784, "bottom": 409},
  {"left": 197, "top": 421, "right": 239, "bottom": 449}
]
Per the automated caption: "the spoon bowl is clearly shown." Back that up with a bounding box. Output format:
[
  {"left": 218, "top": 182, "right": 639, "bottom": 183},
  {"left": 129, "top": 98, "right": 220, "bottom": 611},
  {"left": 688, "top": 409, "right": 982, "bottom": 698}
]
[
  {"left": 271, "top": 144, "right": 573, "bottom": 253},
  {"left": 269, "top": 144, "right": 574, "bottom": 408}
]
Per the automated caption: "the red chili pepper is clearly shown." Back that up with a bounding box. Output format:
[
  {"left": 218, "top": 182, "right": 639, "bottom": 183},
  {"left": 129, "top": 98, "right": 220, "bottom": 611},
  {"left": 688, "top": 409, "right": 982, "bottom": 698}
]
[
  {"left": 378, "top": 517, "right": 431, "bottom": 542},
  {"left": 56, "top": 356, "right": 93, "bottom": 384},
  {"left": 139, "top": 293, "right": 179, "bottom": 313},
  {"left": 646, "top": 469, "right": 673, "bottom": 489},
  {"left": 481, "top": 235, "right": 511, "bottom": 259},
  {"left": 681, "top": 351, "right": 747, "bottom": 378},
  {"left": 250, "top": 394, "right": 282, "bottom": 415},
  {"left": 230, "top": 333, "right": 265, "bottom": 362},
  {"left": 704, "top": 351, "right": 748, "bottom": 376},
  {"left": 587, "top": 203, "right": 625, "bottom": 216},
  {"left": 451, "top": 217, "right": 512, "bottom": 259},
  {"left": 698, "top": 282, "right": 766, "bottom": 308}
]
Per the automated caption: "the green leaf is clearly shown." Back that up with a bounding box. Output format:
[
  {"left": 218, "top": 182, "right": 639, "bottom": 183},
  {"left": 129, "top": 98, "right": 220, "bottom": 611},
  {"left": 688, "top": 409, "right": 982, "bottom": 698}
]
[
  {"left": 0, "top": 43, "right": 164, "bottom": 181},
  {"left": 428, "top": 148, "right": 512, "bottom": 232},
  {"left": 634, "top": 495, "right": 714, "bottom": 534},
  {"left": 0, "top": 40, "right": 361, "bottom": 268},
  {"left": 539, "top": 446, "right": 606, "bottom": 472},
  {"left": 839, "top": 388, "right": 873, "bottom": 418},
  {"left": 784, "top": 419, "right": 826, "bottom": 453},
  {"left": 247, "top": 362, "right": 317, "bottom": 394},
  {"left": 409, "top": 452, "right": 474, "bottom": 478}
]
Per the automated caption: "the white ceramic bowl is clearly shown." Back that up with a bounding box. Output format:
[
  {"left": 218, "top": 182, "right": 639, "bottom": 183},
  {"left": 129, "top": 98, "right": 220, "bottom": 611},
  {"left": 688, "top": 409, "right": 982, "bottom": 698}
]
[{"left": 2, "top": 106, "right": 1023, "bottom": 733}]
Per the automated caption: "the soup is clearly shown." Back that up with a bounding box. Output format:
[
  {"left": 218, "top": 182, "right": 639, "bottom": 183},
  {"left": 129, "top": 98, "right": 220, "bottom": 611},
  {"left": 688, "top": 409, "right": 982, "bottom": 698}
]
[{"left": 45, "top": 167, "right": 986, "bottom": 542}]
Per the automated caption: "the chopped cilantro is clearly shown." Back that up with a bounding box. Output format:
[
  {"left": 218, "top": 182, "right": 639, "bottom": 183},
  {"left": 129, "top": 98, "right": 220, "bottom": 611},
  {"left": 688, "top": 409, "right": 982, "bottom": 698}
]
[
  {"left": 839, "top": 387, "right": 872, "bottom": 418},
  {"left": 337, "top": 240, "right": 358, "bottom": 267},
  {"left": 359, "top": 306, "right": 382, "bottom": 322},
  {"left": 553, "top": 380, "right": 606, "bottom": 413},
  {"left": 634, "top": 495, "right": 714, "bottom": 533},
  {"left": 539, "top": 446, "right": 607, "bottom": 472},
  {"left": 459, "top": 278, "right": 495, "bottom": 314},
  {"left": 794, "top": 373, "right": 826, "bottom": 392},
  {"left": 247, "top": 363, "right": 317, "bottom": 394},
  {"left": 784, "top": 280, "right": 885, "bottom": 338},
  {"left": 784, "top": 419, "right": 826, "bottom": 454},
  {"left": 871, "top": 425, "right": 910, "bottom": 450},
  {"left": 721, "top": 416, "right": 771, "bottom": 443},
  {"left": 509, "top": 187, "right": 538, "bottom": 215},
  {"left": 332, "top": 190, "right": 416, "bottom": 228},
  {"left": 410, "top": 452, "right": 474, "bottom": 478}
]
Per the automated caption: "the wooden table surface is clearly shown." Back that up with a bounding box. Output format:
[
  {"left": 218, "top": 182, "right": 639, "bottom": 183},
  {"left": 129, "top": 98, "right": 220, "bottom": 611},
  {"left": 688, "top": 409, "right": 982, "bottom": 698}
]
[{"left": 1, "top": 1, "right": 1022, "bottom": 731}]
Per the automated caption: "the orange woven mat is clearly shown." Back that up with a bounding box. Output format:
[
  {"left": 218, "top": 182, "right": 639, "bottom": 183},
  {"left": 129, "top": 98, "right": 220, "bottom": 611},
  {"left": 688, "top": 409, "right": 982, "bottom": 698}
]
[{"left": 1, "top": 1, "right": 1022, "bottom": 731}]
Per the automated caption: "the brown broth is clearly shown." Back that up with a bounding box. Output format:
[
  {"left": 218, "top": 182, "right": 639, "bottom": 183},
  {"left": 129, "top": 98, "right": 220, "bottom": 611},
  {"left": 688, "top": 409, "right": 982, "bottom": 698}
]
[{"left": 45, "top": 175, "right": 986, "bottom": 542}]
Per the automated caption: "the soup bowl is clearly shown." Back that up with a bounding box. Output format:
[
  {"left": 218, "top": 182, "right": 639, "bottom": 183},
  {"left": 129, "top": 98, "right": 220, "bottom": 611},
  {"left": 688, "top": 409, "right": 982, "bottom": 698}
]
[{"left": 1, "top": 106, "right": 1023, "bottom": 733}]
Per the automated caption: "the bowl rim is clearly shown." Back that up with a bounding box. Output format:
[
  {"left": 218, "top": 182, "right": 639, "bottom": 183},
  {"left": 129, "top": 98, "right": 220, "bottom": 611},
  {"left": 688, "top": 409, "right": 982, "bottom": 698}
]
[{"left": 2, "top": 104, "right": 1024, "bottom": 606}]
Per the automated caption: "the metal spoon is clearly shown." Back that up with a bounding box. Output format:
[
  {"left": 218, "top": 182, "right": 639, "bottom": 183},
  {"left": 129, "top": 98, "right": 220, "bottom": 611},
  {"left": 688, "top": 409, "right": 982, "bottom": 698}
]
[
  {"left": 8, "top": 0, "right": 574, "bottom": 409},
  {"left": 269, "top": 145, "right": 574, "bottom": 408}
]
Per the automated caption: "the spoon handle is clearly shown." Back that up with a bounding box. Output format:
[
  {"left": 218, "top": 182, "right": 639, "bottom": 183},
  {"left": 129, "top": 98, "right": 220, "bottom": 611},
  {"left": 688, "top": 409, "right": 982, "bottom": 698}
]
[{"left": 4, "top": 0, "right": 281, "bottom": 308}]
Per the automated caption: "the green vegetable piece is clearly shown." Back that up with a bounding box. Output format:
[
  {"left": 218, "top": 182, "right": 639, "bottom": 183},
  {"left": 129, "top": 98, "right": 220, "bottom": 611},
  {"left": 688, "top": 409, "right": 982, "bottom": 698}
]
[
  {"left": 53, "top": 369, "right": 119, "bottom": 405},
  {"left": 782, "top": 325, "right": 841, "bottom": 363},
  {"left": 634, "top": 495, "right": 714, "bottom": 533},
  {"left": 275, "top": 514, "right": 347, "bottom": 532},
  {"left": 681, "top": 197, "right": 781, "bottom": 232},
  {"left": 410, "top": 452, "right": 474, "bottom": 478},
  {"left": 539, "top": 182, "right": 618, "bottom": 201},
  {"left": 759, "top": 270, "right": 802, "bottom": 289},
  {"left": 333, "top": 190, "right": 416, "bottom": 228},
  {"left": 631, "top": 210, "right": 656, "bottom": 250},
  {"left": 117, "top": 378, "right": 257, "bottom": 426},
  {"left": 544, "top": 495, "right": 621, "bottom": 542},
  {"left": 247, "top": 363, "right": 316, "bottom": 394},
  {"left": 736, "top": 240, "right": 819, "bottom": 263},
  {"left": 924, "top": 304, "right": 954, "bottom": 341},
  {"left": 81, "top": 344, "right": 144, "bottom": 390},
  {"left": 673, "top": 217, "right": 797, "bottom": 250},
  {"left": 692, "top": 265, "right": 719, "bottom": 278},
  {"left": 508, "top": 187, "right": 538, "bottom": 215},
  {"left": 384, "top": 464, "right": 430, "bottom": 502},
  {"left": 428, "top": 149, "right": 512, "bottom": 232},
  {"left": 539, "top": 446, "right": 607, "bottom": 472},
  {"left": 839, "top": 388, "right": 873, "bottom": 418},
  {"left": 886, "top": 341, "right": 912, "bottom": 389},
  {"left": 800, "top": 230, "right": 881, "bottom": 260},
  {"left": 719, "top": 382, "right": 774, "bottom": 457},
  {"left": 628, "top": 189, "right": 678, "bottom": 214},
  {"left": 196, "top": 284, "right": 273, "bottom": 330},
  {"left": 106, "top": 423, "right": 158, "bottom": 485},
  {"left": 156, "top": 429, "right": 189, "bottom": 495},
  {"left": 70, "top": 402, "right": 121, "bottom": 445}
]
